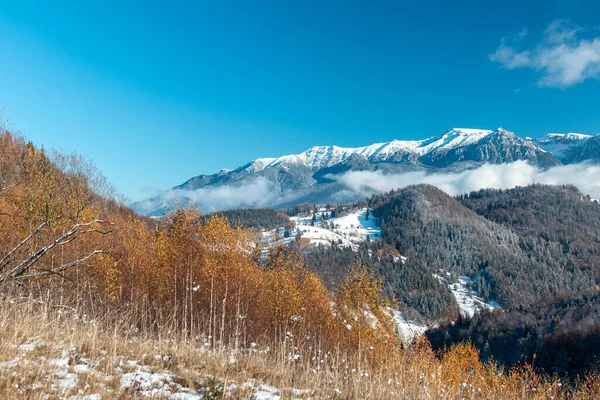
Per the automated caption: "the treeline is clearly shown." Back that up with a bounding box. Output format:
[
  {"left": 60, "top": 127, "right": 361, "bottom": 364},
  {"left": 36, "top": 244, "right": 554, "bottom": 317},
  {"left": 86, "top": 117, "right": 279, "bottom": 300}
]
[
  {"left": 202, "top": 208, "right": 294, "bottom": 231},
  {"left": 286, "top": 200, "right": 369, "bottom": 219}
]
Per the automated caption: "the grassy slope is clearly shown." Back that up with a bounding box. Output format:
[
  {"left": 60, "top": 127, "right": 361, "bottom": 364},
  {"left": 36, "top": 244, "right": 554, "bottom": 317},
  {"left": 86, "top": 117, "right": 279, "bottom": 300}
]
[{"left": 1, "top": 292, "right": 599, "bottom": 399}]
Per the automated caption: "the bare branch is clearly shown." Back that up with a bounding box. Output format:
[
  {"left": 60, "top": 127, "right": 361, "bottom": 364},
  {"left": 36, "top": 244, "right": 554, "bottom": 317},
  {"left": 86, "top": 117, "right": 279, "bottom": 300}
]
[
  {"left": 17, "top": 249, "right": 103, "bottom": 280},
  {"left": 1, "top": 218, "right": 113, "bottom": 281},
  {"left": 0, "top": 183, "right": 19, "bottom": 193},
  {"left": 0, "top": 217, "right": 61, "bottom": 272}
]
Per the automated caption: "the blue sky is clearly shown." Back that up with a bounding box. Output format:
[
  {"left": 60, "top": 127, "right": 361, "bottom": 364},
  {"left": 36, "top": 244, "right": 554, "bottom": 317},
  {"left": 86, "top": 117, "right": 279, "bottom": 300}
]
[{"left": 1, "top": 0, "right": 599, "bottom": 201}]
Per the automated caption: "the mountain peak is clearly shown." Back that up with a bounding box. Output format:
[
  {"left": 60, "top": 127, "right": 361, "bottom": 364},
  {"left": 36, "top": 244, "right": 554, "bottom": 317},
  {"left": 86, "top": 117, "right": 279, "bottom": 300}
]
[{"left": 449, "top": 128, "right": 494, "bottom": 135}]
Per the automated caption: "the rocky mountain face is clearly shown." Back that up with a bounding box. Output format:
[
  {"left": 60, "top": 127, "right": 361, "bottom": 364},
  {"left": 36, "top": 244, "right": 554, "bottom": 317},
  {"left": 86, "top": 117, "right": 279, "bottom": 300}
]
[
  {"left": 534, "top": 133, "right": 600, "bottom": 164},
  {"left": 134, "top": 128, "right": 599, "bottom": 215}
]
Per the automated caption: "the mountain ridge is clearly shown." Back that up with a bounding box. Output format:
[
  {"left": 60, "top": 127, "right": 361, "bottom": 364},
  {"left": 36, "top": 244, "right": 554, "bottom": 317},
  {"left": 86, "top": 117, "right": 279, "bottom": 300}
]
[{"left": 134, "top": 127, "right": 600, "bottom": 215}]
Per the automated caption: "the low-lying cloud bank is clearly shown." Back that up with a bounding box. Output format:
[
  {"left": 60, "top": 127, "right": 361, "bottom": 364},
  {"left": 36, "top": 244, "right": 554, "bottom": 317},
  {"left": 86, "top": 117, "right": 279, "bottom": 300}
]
[
  {"left": 329, "top": 161, "right": 600, "bottom": 200},
  {"left": 167, "top": 177, "right": 298, "bottom": 212},
  {"left": 137, "top": 161, "right": 600, "bottom": 214},
  {"left": 137, "top": 177, "right": 297, "bottom": 214}
]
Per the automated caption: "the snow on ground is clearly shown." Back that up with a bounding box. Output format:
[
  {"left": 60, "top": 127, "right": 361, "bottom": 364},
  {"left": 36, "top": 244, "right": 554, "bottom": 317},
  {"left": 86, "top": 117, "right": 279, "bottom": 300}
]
[
  {"left": 294, "top": 225, "right": 357, "bottom": 248},
  {"left": 537, "top": 132, "right": 592, "bottom": 159},
  {"left": 252, "top": 384, "right": 280, "bottom": 400},
  {"left": 389, "top": 309, "right": 429, "bottom": 345},
  {"left": 1, "top": 340, "right": 314, "bottom": 399},
  {"left": 260, "top": 208, "right": 381, "bottom": 255},
  {"left": 435, "top": 273, "right": 500, "bottom": 318}
]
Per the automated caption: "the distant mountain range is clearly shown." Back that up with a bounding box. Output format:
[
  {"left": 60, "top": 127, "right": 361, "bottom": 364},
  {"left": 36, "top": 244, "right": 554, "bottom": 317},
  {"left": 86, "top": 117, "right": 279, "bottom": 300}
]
[{"left": 134, "top": 128, "right": 600, "bottom": 215}]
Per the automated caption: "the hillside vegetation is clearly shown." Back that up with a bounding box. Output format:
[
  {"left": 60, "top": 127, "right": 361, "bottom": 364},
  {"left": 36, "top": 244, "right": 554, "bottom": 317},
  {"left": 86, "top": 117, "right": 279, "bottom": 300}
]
[
  {"left": 202, "top": 208, "right": 294, "bottom": 231},
  {"left": 369, "top": 184, "right": 600, "bottom": 376},
  {"left": 1, "top": 126, "right": 600, "bottom": 398}
]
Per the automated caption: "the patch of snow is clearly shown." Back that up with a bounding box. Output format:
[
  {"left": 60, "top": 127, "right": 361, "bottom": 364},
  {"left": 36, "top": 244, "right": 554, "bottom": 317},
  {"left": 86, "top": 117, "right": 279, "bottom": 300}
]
[
  {"left": 67, "top": 395, "right": 101, "bottom": 400},
  {"left": 435, "top": 274, "right": 500, "bottom": 318},
  {"left": 546, "top": 132, "right": 591, "bottom": 141},
  {"left": 55, "top": 371, "right": 78, "bottom": 391},
  {"left": 290, "top": 208, "right": 381, "bottom": 250},
  {"left": 260, "top": 208, "right": 381, "bottom": 258},
  {"left": 120, "top": 371, "right": 173, "bottom": 391},
  {"left": 290, "top": 388, "right": 312, "bottom": 396},
  {"left": 253, "top": 384, "right": 280, "bottom": 400},
  {"left": 17, "top": 341, "right": 38, "bottom": 353},
  {"left": 390, "top": 309, "right": 429, "bottom": 344},
  {"left": 245, "top": 158, "right": 278, "bottom": 173},
  {"left": 537, "top": 132, "right": 592, "bottom": 159},
  {"left": 0, "top": 357, "right": 21, "bottom": 368},
  {"left": 73, "top": 364, "right": 90, "bottom": 374},
  {"left": 49, "top": 356, "right": 70, "bottom": 368},
  {"left": 172, "top": 393, "right": 203, "bottom": 400}
]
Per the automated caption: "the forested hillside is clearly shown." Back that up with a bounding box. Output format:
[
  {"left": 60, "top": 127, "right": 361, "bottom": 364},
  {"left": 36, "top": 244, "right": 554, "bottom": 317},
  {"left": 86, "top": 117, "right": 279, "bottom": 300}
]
[
  {"left": 458, "top": 185, "right": 600, "bottom": 274},
  {"left": 370, "top": 185, "right": 596, "bottom": 310},
  {"left": 424, "top": 185, "right": 600, "bottom": 376},
  {"left": 427, "top": 290, "right": 600, "bottom": 378},
  {"left": 366, "top": 184, "right": 600, "bottom": 376}
]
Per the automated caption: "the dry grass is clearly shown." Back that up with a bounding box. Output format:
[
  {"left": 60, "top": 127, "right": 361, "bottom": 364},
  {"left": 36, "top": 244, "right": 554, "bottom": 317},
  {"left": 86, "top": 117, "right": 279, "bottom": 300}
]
[{"left": 0, "top": 291, "right": 599, "bottom": 399}]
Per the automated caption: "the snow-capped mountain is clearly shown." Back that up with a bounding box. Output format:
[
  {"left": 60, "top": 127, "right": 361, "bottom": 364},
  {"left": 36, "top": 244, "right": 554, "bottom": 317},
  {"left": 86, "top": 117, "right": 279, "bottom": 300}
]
[
  {"left": 249, "top": 128, "right": 495, "bottom": 171},
  {"left": 535, "top": 133, "right": 600, "bottom": 164},
  {"left": 134, "top": 127, "right": 597, "bottom": 216},
  {"left": 231, "top": 128, "right": 554, "bottom": 173}
]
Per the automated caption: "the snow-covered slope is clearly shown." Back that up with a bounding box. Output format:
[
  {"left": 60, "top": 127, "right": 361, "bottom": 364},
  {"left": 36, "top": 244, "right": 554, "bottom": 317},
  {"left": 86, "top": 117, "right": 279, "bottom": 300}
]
[
  {"left": 246, "top": 128, "right": 495, "bottom": 172},
  {"left": 259, "top": 208, "right": 381, "bottom": 254},
  {"left": 390, "top": 309, "right": 429, "bottom": 345},
  {"left": 535, "top": 133, "right": 600, "bottom": 164},
  {"left": 535, "top": 133, "right": 592, "bottom": 160}
]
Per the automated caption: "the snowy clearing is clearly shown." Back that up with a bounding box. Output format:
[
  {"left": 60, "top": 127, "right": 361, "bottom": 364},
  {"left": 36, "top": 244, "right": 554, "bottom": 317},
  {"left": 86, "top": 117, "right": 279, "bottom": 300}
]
[
  {"left": 390, "top": 309, "right": 429, "bottom": 345},
  {"left": 260, "top": 208, "right": 381, "bottom": 254},
  {"left": 435, "top": 274, "right": 500, "bottom": 318}
]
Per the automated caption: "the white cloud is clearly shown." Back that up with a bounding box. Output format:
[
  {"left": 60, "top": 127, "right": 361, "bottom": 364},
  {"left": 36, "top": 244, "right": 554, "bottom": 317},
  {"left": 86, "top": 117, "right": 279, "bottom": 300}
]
[
  {"left": 164, "top": 177, "right": 295, "bottom": 212},
  {"left": 489, "top": 44, "right": 532, "bottom": 69},
  {"left": 490, "top": 19, "right": 600, "bottom": 88},
  {"left": 328, "top": 161, "right": 600, "bottom": 199}
]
